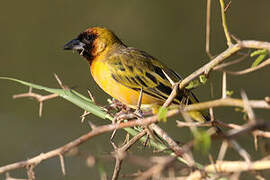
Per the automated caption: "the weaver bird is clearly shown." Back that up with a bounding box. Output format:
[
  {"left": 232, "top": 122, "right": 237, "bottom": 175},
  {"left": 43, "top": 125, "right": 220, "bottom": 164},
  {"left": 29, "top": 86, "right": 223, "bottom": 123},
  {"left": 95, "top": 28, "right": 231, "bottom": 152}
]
[{"left": 64, "top": 27, "right": 209, "bottom": 122}]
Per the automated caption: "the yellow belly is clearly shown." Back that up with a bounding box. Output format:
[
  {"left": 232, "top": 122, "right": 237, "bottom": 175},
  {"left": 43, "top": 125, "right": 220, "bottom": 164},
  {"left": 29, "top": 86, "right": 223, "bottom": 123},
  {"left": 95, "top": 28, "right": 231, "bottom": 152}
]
[{"left": 90, "top": 58, "right": 163, "bottom": 108}]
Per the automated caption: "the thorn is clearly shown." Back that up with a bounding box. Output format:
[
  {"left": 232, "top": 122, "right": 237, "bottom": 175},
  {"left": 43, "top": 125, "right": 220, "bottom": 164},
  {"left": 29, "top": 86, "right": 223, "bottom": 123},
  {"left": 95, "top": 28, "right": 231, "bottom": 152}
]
[
  {"left": 135, "top": 87, "right": 143, "bottom": 119},
  {"left": 265, "top": 96, "right": 270, "bottom": 104},
  {"left": 217, "top": 140, "right": 228, "bottom": 161},
  {"left": 134, "top": 109, "right": 143, "bottom": 119},
  {"left": 26, "top": 164, "right": 35, "bottom": 180},
  {"left": 110, "top": 117, "right": 118, "bottom": 148},
  {"left": 162, "top": 70, "right": 175, "bottom": 86},
  {"left": 123, "top": 133, "right": 130, "bottom": 145},
  {"left": 88, "top": 121, "right": 97, "bottom": 130},
  {"left": 5, "top": 172, "right": 10, "bottom": 178},
  {"left": 209, "top": 107, "right": 214, "bottom": 122},
  {"left": 224, "top": 0, "right": 232, "bottom": 12},
  {"left": 87, "top": 89, "right": 96, "bottom": 103},
  {"left": 39, "top": 102, "right": 43, "bottom": 117},
  {"left": 253, "top": 132, "right": 258, "bottom": 151},
  {"left": 59, "top": 154, "right": 66, "bottom": 176},
  {"left": 144, "top": 134, "right": 150, "bottom": 147},
  {"left": 231, "top": 34, "right": 241, "bottom": 44},
  {"left": 54, "top": 73, "right": 67, "bottom": 89},
  {"left": 222, "top": 72, "right": 227, "bottom": 99},
  {"left": 241, "top": 90, "right": 255, "bottom": 122},
  {"left": 80, "top": 110, "right": 90, "bottom": 123}
]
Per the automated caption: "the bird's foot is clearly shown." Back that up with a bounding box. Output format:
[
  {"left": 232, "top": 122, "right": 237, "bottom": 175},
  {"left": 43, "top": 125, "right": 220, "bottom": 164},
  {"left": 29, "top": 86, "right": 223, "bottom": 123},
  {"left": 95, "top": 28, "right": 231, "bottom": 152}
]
[
  {"left": 103, "top": 98, "right": 131, "bottom": 113},
  {"left": 134, "top": 108, "right": 144, "bottom": 119}
]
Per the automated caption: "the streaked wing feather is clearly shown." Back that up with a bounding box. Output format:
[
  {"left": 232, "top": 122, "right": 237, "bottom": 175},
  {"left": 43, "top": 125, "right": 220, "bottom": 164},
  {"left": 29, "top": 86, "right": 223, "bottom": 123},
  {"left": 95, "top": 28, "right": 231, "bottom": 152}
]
[{"left": 108, "top": 47, "right": 184, "bottom": 104}]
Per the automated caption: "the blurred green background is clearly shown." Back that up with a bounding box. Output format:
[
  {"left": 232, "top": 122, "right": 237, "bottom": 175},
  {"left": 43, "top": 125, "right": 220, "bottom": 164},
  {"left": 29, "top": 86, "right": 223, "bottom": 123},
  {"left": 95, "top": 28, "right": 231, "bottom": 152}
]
[{"left": 1, "top": 0, "right": 270, "bottom": 179}]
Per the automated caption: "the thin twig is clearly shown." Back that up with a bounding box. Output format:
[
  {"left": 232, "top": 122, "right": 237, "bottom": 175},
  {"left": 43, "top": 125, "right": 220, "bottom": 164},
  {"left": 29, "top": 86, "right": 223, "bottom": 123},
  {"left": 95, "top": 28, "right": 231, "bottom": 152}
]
[
  {"left": 205, "top": 160, "right": 270, "bottom": 173},
  {"left": 59, "top": 154, "right": 66, "bottom": 175},
  {"left": 215, "top": 120, "right": 270, "bottom": 138},
  {"left": 241, "top": 90, "right": 255, "bottom": 122},
  {"left": 206, "top": 0, "right": 212, "bottom": 58},
  {"left": 87, "top": 89, "right": 96, "bottom": 103},
  {"left": 134, "top": 156, "right": 176, "bottom": 180},
  {"left": 0, "top": 109, "right": 180, "bottom": 174},
  {"left": 54, "top": 73, "right": 68, "bottom": 89},
  {"left": 150, "top": 123, "right": 194, "bottom": 166},
  {"left": 179, "top": 40, "right": 270, "bottom": 90},
  {"left": 225, "top": 58, "right": 270, "bottom": 75},
  {"left": 230, "top": 140, "right": 251, "bottom": 162},
  {"left": 219, "top": 0, "right": 232, "bottom": 46},
  {"left": 222, "top": 72, "right": 227, "bottom": 99},
  {"left": 162, "top": 82, "right": 180, "bottom": 108},
  {"left": 217, "top": 140, "right": 229, "bottom": 161},
  {"left": 112, "top": 130, "right": 147, "bottom": 180},
  {"left": 184, "top": 98, "right": 270, "bottom": 111},
  {"left": 13, "top": 88, "right": 58, "bottom": 117},
  {"left": 213, "top": 52, "right": 249, "bottom": 70}
]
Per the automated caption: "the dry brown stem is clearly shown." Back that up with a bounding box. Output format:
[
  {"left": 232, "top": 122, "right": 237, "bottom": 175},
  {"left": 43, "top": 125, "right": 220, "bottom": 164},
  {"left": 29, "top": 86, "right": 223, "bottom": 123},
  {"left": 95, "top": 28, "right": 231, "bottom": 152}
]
[
  {"left": 184, "top": 98, "right": 270, "bottom": 111},
  {"left": 225, "top": 58, "right": 270, "bottom": 75},
  {"left": 179, "top": 40, "right": 270, "bottom": 90},
  {"left": 205, "top": 0, "right": 212, "bottom": 58},
  {"left": 13, "top": 88, "right": 58, "bottom": 117},
  {"left": 134, "top": 156, "right": 176, "bottom": 180},
  {"left": 205, "top": 160, "right": 270, "bottom": 173},
  {"left": 2, "top": 1, "right": 270, "bottom": 179},
  {"left": 112, "top": 130, "right": 147, "bottom": 180},
  {"left": 0, "top": 117, "right": 158, "bottom": 174}
]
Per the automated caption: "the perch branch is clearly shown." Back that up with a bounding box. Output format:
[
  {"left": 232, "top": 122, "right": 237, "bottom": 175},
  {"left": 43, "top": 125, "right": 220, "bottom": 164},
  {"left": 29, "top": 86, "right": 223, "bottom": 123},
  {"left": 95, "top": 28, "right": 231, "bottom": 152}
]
[
  {"left": 0, "top": 109, "right": 179, "bottom": 175},
  {"left": 205, "top": 160, "right": 270, "bottom": 173}
]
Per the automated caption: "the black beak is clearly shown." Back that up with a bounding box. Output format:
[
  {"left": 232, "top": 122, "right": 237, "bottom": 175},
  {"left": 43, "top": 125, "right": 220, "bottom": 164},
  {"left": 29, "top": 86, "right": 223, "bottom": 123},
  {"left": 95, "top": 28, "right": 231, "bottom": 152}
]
[{"left": 63, "top": 38, "right": 85, "bottom": 50}]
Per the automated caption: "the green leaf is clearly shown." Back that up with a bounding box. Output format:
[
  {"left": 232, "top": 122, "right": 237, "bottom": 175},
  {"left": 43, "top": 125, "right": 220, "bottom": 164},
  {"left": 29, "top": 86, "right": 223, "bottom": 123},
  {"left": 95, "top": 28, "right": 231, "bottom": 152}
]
[
  {"left": 158, "top": 106, "right": 168, "bottom": 122},
  {"left": 0, "top": 76, "right": 171, "bottom": 151},
  {"left": 97, "top": 161, "right": 107, "bottom": 179},
  {"left": 194, "top": 130, "right": 211, "bottom": 154},
  {"left": 250, "top": 49, "right": 268, "bottom": 67},
  {"left": 226, "top": 90, "right": 234, "bottom": 96},
  {"left": 185, "top": 80, "right": 200, "bottom": 90},
  {"left": 199, "top": 75, "right": 207, "bottom": 84},
  {"left": 250, "top": 49, "right": 268, "bottom": 57},
  {"left": 234, "top": 107, "right": 244, "bottom": 112},
  {"left": 234, "top": 107, "right": 248, "bottom": 120},
  {"left": 186, "top": 75, "right": 207, "bottom": 90},
  {"left": 252, "top": 54, "right": 267, "bottom": 67},
  {"left": 0, "top": 77, "right": 108, "bottom": 119}
]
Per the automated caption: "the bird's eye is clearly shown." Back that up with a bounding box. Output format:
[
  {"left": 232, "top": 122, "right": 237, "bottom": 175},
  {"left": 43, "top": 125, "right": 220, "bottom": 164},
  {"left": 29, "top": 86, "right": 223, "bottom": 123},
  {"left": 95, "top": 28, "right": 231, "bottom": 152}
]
[{"left": 86, "top": 34, "right": 96, "bottom": 42}]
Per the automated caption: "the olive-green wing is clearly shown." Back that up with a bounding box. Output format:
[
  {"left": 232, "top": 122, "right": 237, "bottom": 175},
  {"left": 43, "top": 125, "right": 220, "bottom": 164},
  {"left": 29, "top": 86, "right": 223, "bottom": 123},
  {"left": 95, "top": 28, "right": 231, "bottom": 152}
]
[{"left": 107, "top": 47, "right": 184, "bottom": 104}]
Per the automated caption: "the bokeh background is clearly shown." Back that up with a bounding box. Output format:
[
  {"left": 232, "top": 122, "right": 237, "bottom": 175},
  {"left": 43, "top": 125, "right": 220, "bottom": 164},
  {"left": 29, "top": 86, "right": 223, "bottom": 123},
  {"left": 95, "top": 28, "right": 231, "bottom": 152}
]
[{"left": 1, "top": 0, "right": 270, "bottom": 179}]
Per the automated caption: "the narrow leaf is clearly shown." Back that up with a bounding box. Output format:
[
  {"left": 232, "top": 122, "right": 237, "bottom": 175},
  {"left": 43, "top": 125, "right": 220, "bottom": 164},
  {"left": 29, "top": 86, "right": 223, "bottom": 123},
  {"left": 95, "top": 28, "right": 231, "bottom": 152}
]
[
  {"left": 158, "top": 106, "right": 168, "bottom": 122},
  {"left": 250, "top": 49, "right": 268, "bottom": 67}
]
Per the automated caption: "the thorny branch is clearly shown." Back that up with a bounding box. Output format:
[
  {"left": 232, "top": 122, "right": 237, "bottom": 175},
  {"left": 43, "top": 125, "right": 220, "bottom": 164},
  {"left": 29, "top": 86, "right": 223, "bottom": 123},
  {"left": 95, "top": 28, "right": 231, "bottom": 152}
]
[
  {"left": 2, "top": 85, "right": 270, "bottom": 177},
  {"left": 112, "top": 130, "right": 147, "bottom": 180},
  {"left": 13, "top": 87, "right": 58, "bottom": 117},
  {"left": 2, "top": 1, "right": 270, "bottom": 179}
]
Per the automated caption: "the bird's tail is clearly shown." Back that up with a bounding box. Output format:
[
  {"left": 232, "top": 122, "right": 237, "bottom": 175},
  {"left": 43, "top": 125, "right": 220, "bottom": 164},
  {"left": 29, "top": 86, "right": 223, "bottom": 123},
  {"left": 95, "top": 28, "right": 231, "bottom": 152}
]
[{"left": 186, "top": 91, "right": 210, "bottom": 122}]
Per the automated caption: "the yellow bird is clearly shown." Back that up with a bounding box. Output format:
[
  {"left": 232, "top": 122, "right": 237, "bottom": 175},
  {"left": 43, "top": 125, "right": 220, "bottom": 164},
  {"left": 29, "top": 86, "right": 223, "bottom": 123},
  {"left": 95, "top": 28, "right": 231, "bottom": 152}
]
[{"left": 64, "top": 27, "right": 209, "bottom": 122}]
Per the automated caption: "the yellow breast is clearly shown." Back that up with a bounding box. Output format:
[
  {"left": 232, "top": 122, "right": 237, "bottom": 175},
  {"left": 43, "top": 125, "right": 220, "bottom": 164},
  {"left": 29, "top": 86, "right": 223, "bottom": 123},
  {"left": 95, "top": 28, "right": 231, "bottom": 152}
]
[{"left": 90, "top": 57, "right": 163, "bottom": 108}]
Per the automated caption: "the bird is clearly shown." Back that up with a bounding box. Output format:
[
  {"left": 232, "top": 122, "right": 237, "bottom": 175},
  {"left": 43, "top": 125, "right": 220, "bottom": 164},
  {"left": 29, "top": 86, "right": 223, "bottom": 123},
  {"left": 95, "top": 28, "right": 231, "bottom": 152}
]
[{"left": 64, "top": 27, "right": 209, "bottom": 122}]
